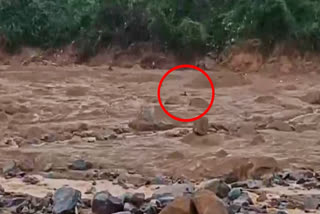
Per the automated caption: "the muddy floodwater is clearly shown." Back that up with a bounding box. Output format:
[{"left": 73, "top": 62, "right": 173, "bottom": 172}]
[{"left": 1, "top": 64, "right": 320, "bottom": 213}]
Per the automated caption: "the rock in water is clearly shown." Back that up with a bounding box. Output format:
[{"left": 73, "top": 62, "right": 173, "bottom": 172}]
[
  {"left": 193, "top": 117, "right": 209, "bottom": 136},
  {"left": 266, "top": 120, "right": 292, "bottom": 132},
  {"left": 228, "top": 188, "right": 242, "bottom": 201},
  {"left": 69, "top": 159, "right": 92, "bottom": 171},
  {"left": 300, "top": 91, "right": 320, "bottom": 104},
  {"left": 199, "top": 179, "right": 230, "bottom": 198},
  {"left": 250, "top": 135, "right": 265, "bottom": 145},
  {"left": 92, "top": 191, "right": 123, "bottom": 214},
  {"left": 128, "top": 105, "right": 177, "bottom": 131},
  {"left": 192, "top": 190, "right": 228, "bottom": 214},
  {"left": 2, "top": 160, "right": 20, "bottom": 177},
  {"left": 189, "top": 98, "right": 209, "bottom": 108},
  {"left": 53, "top": 186, "right": 81, "bottom": 214}
]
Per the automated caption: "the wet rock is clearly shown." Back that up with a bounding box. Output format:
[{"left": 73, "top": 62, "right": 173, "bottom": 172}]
[
  {"left": 257, "top": 192, "right": 268, "bottom": 202},
  {"left": 189, "top": 98, "right": 209, "bottom": 108},
  {"left": 211, "top": 123, "right": 230, "bottom": 133},
  {"left": 303, "top": 181, "right": 318, "bottom": 189},
  {"left": 277, "top": 211, "right": 288, "bottom": 214},
  {"left": 250, "top": 157, "right": 279, "bottom": 179},
  {"left": 152, "top": 183, "right": 194, "bottom": 199},
  {"left": 157, "top": 195, "right": 176, "bottom": 207},
  {"left": 92, "top": 191, "right": 123, "bottom": 214},
  {"left": 53, "top": 186, "right": 81, "bottom": 214},
  {"left": 166, "top": 151, "right": 185, "bottom": 159},
  {"left": 199, "top": 179, "right": 230, "bottom": 198},
  {"left": 122, "top": 192, "right": 145, "bottom": 208},
  {"left": 228, "top": 188, "right": 242, "bottom": 201},
  {"left": 113, "top": 127, "right": 130, "bottom": 135},
  {"left": 233, "top": 192, "right": 253, "bottom": 207},
  {"left": 165, "top": 129, "right": 189, "bottom": 138},
  {"left": 84, "top": 186, "right": 96, "bottom": 195},
  {"left": 22, "top": 176, "right": 40, "bottom": 185},
  {"left": 296, "top": 178, "right": 307, "bottom": 184},
  {"left": 129, "top": 105, "right": 177, "bottom": 131},
  {"left": 237, "top": 123, "right": 257, "bottom": 136},
  {"left": 150, "top": 175, "right": 168, "bottom": 185},
  {"left": 215, "top": 149, "right": 229, "bottom": 158},
  {"left": 103, "top": 132, "right": 117, "bottom": 140},
  {"left": 68, "top": 159, "right": 93, "bottom": 171},
  {"left": 283, "top": 170, "right": 314, "bottom": 181},
  {"left": 231, "top": 180, "right": 262, "bottom": 189},
  {"left": 192, "top": 190, "right": 228, "bottom": 214},
  {"left": 250, "top": 135, "right": 265, "bottom": 145},
  {"left": 0, "top": 111, "right": 8, "bottom": 122},
  {"left": 193, "top": 117, "right": 209, "bottom": 136},
  {"left": 84, "top": 137, "right": 96, "bottom": 143},
  {"left": 140, "top": 200, "right": 159, "bottom": 214},
  {"left": 123, "top": 202, "right": 139, "bottom": 212},
  {"left": 255, "top": 95, "right": 280, "bottom": 104},
  {"left": 0, "top": 184, "right": 4, "bottom": 194},
  {"left": 3, "top": 104, "right": 20, "bottom": 115},
  {"left": 114, "top": 212, "right": 131, "bottom": 214},
  {"left": 65, "top": 123, "right": 89, "bottom": 134},
  {"left": 284, "top": 85, "right": 297, "bottom": 90},
  {"left": 118, "top": 173, "right": 147, "bottom": 187},
  {"left": 159, "top": 196, "right": 192, "bottom": 214},
  {"left": 44, "top": 163, "right": 53, "bottom": 172},
  {"left": 41, "top": 133, "right": 57, "bottom": 143},
  {"left": 165, "top": 96, "right": 183, "bottom": 105},
  {"left": 130, "top": 193, "right": 145, "bottom": 207},
  {"left": 245, "top": 180, "right": 263, "bottom": 189},
  {"left": 67, "top": 136, "right": 83, "bottom": 145},
  {"left": 300, "top": 91, "right": 320, "bottom": 104},
  {"left": 266, "top": 120, "right": 293, "bottom": 131},
  {"left": 4, "top": 197, "right": 26, "bottom": 208},
  {"left": 23, "top": 126, "right": 46, "bottom": 140},
  {"left": 2, "top": 160, "right": 21, "bottom": 177},
  {"left": 181, "top": 133, "right": 222, "bottom": 146},
  {"left": 25, "top": 138, "right": 41, "bottom": 145},
  {"left": 303, "top": 195, "right": 320, "bottom": 210},
  {"left": 228, "top": 204, "right": 241, "bottom": 213},
  {"left": 18, "top": 158, "right": 35, "bottom": 172}
]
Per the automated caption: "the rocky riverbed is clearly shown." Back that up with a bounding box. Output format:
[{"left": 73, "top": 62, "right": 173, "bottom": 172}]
[
  {"left": 1, "top": 64, "right": 320, "bottom": 213},
  {"left": 2, "top": 167, "right": 320, "bottom": 214}
]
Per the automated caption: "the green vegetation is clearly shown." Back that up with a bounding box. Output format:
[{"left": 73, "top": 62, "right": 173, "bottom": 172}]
[{"left": 0, "top": 0, "right": 320, "bottom": 56}]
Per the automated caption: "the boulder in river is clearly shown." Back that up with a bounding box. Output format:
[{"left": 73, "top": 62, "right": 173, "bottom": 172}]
[
  {"left": 266, "top": 120, "right": 293, "bottom": 132},
  {"left": 68, "top": 159, "right": 93, "bottom": 171},
  {"left": 193, "top": 117, "right": 209, "bottom": 136},
  {"left": 129, "top": 105, "right": 178, "bottom": 131},
  {"left": 300, "top": 91, "right": 320, "bottom": 105}
]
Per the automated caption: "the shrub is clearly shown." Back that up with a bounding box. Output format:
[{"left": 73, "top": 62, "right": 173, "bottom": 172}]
[{"left": 0, "top": 0, "right": 320, "bottom": 55}]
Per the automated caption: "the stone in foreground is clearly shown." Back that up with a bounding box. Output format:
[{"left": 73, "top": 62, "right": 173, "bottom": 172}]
[
  {"left": 53, "top": 186, "right": 81, "bottom": 214},
  {"left": 192, "top": 190, "right": 228, "bottom": 214},
  {"left": 92, "top": 191, "right": 123, "bottom": 214}
]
